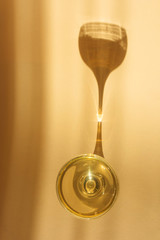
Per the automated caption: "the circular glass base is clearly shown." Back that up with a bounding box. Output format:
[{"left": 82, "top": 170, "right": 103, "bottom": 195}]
[{"left": 56, "top": 154, "right": 119, "bottom": 219}]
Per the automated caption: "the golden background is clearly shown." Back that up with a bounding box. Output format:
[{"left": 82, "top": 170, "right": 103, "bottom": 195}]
[{"left": 0, "top": 0, "right": 160, "bottom": 239}]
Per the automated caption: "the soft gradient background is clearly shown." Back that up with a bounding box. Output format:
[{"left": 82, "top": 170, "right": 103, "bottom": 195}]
[{"left": 0, "top": 0, "right": 160, "bottom": 240}]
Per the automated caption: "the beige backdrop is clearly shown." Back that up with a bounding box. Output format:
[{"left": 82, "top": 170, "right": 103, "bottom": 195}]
[{"left": 1, "top": 0, "right": 160, "bottom": 240}]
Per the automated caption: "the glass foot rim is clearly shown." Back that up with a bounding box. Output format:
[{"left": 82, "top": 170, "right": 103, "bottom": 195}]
[{"left": 56, "top": 153, "right": 119, "bottom": 219}]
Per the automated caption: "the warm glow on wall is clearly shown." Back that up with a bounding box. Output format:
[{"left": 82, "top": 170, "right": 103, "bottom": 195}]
[{"left": 1, "top": 0, "right": 160, "bottom": 240}]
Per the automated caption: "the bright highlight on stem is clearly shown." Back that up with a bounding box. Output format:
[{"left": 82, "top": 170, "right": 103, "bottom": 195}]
[{"left": 97, "top": 113, "right": 103, "bottom": 122}]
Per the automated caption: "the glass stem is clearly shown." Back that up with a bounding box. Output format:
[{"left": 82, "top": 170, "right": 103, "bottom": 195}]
[
  {"left": 93, "top": 71, "right": 110, "bottom": 157},
  {"left": 93, "top": 83, "right": 105, "bottom": 157},
  {"left": 94, "top": 121, "right": 104, "bottom": 157},
  {"left": 98, "top": 83, "right": 104, "bottom": 115}
]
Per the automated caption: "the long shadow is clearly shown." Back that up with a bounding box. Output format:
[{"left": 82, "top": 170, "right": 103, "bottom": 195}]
[{"left": 70, "top": 22, "right": 128, "bottom": 236}]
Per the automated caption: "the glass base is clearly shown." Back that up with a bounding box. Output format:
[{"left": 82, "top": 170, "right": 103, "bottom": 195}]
[{"left": 56, "top": 154, "right": 119, "bottom": 219}]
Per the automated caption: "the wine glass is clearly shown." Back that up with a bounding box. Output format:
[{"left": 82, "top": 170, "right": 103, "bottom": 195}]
[{"left": 56, "top": 22, "right": 127, "bottom": 218}]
